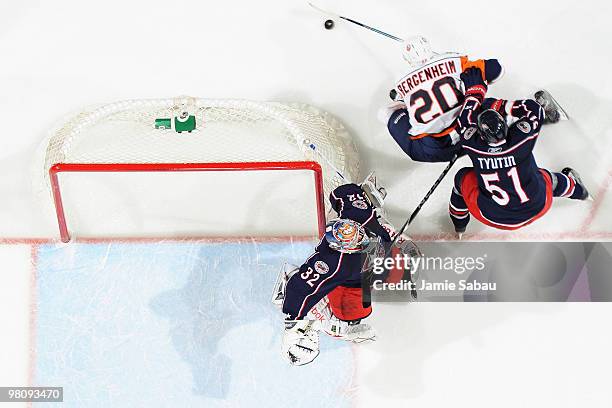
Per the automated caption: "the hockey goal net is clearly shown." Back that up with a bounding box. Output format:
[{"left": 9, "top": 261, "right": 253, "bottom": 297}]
[{"left": 40, "top": 97, "right": 360, "bottom": 242}]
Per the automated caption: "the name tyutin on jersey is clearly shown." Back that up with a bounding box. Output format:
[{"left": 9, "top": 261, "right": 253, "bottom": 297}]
[{"left": 477, "top": 156, "right": 517, "bottom": 170}]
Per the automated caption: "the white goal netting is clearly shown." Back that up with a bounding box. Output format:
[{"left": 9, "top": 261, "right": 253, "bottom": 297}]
[{"left": 39, "top": 97, "right": 360, "bottom": 239}]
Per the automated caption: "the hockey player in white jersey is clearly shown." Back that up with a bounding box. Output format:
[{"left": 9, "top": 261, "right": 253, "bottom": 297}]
[{"left": 378, "top": 36, "right": 504, "bottom": 162}]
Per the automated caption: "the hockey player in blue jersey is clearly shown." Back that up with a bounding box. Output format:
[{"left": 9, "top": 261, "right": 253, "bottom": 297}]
[
  {"left": 273, "top": 182, "right": 417, "bottom": 365},
  {"left": 448, "top": 67, "right": 589, "bottom": 235},
  {"left": 378, "top": 36, "right": 504, "bottom": 163}
]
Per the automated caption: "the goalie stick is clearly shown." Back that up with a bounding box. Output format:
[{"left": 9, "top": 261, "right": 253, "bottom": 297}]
[
  {"left": 308, "top": 2, "right": 404, "bottom": 42},
  {"left": 362, "top": 154, "right": 459, "bottom": 303}
]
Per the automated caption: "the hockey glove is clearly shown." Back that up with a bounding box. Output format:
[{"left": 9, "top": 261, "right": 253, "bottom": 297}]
[
  {"left": 281, "top": 320, "right": 320, "bottom": 366},
  {"left": 454, "top": 67, "right": 488, "bottom": 139},
  {"left": 461, "top": 67, "right": 487, "bottom": 102}
]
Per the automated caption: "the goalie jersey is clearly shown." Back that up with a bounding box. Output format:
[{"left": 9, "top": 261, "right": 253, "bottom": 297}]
[{"left": 394, "top": 53, "right": 503, "bottom": 140}]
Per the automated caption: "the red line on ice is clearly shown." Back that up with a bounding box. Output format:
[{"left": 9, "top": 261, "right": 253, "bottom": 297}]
[{"left": 579, "top": 168, "right": 612, "bottom": 232}]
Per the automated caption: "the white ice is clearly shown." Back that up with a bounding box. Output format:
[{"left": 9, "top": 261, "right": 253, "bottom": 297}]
[
  {"left": 0, "top": 0, "right": 611, "bottom": 239},
  {"left": 1, "top": 0, "right": 612, "bottom": 407}
]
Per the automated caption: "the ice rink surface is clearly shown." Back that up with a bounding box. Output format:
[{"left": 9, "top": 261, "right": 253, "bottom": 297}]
[
  {"left": 32, "top": 241, "right": 354, "bottom": 407},
  {"left": 1, "top": 240, "right": 610, "bottom": 407},
  {"left": 1, "top": 0, "right": 612, "bottom": 406}
]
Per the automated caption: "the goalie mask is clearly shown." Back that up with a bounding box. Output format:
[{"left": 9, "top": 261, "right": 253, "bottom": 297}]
[
  {"left": 325, "top": 219, "right": 370, "bottom": 254},
  {"left": 402, "top": 36, "right": 434, "bottom": 66}
]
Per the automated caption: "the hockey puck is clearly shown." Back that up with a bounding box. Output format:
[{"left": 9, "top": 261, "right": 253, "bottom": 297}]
[{"left": 324, "top": 19, "right": 335, "bottom": 30}]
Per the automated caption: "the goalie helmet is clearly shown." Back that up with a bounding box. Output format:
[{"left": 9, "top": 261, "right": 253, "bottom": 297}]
[
  {"left": 477, "top": 109, "right": 508, "bottom": 144},
  {"left": 325, "top": 219, "right": 370, "bottom": 254},
  {"left": 402, "top": 36, "right": 434, "bottom": 66}
]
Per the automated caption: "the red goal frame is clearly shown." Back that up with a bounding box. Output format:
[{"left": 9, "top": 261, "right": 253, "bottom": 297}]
[{"left": 49, "top": 161, "right": 326, "bottom": 243}]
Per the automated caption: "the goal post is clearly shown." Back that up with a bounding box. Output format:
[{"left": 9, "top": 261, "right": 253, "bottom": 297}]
[
  {"left": 40, "top": 97, "right": 359, "bottom": 242},
  {"left": 49, "top": 161, "right": 326, "bottom": 243}
]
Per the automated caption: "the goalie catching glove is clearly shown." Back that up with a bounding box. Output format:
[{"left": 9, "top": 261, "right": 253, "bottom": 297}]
[{"left": 282, "top": 320, "right": 320, "bottom": 366}]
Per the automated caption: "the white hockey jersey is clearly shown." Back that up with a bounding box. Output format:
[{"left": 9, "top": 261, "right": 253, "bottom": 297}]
[{"left": 394, "top": 52, "right": 487, "bottom": 139}]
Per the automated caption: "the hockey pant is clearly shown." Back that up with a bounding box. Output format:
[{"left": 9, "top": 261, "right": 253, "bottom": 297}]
[{"left": 449, "top": 167, "right": 586, "bottom": 231}]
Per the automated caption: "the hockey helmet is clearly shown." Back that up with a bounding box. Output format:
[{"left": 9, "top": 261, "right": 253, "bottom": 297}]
[
  {"left": 325, "top": 219, "right": 370, "bottom": 254},
  {"left": 477, "top": 109, "right": 508, "bottom": 144},
  {"left": 402, "top": 36, "right": 434, "bottom": 66}
]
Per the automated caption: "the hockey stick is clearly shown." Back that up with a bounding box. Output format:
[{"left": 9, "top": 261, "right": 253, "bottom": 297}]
[
  {"left": 381, "top": 154, "right": 459, "bottom": 301},
  {"left": 308, "top": 2, "right": 404, "bottom": 42},
  {"left": 389, "top": 154, "right": 459, "bottom": 249}
]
